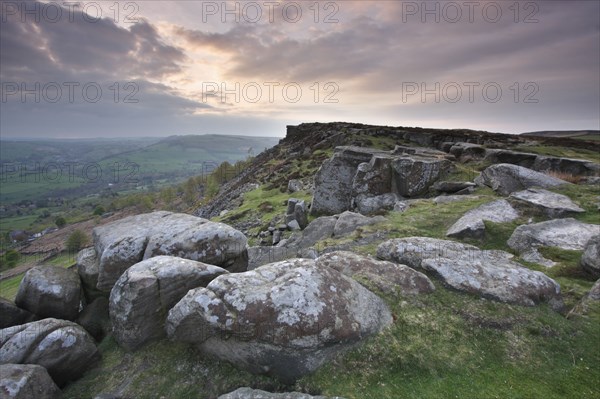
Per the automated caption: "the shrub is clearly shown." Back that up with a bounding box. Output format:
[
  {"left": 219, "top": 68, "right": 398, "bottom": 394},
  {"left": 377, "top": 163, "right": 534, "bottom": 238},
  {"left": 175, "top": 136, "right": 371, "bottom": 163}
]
[
  {"left": 66, "top": 230, "right": 89, "bottom": 254},
  {"left": 55, "top": 216, "right": 67, "bottom": 228}
]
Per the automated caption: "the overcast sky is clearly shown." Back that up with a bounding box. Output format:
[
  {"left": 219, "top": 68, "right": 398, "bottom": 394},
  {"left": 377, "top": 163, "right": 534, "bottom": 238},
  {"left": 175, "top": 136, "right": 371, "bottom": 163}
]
[{"left": 1, "top": 0, "right": 599, "bottom": 138}]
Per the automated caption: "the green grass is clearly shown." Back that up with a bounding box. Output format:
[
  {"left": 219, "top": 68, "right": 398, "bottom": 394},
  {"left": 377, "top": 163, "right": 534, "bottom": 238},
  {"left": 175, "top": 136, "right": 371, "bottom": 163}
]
[
  {"left": 512, "top": 145, "right": 600, "bottom": 162},
  {"left": 0, "top": 274, "right": 23, "bottom": 301}
]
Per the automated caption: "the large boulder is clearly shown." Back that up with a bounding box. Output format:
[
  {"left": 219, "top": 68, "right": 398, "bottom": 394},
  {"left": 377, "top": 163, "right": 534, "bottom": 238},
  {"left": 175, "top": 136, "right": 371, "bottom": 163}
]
[
  {"left": 0, "top": 298, "right": 36, "bottom": 329},
  {"left": 391, "top": 156, "right": 453, "bottom": 197},
  {"left": 508, "top": 188, "right": 584, "bottom": 218},
  {"left": 15, "top": 266, "right": 82, "bottom": 321},
  {"left": 77, "top": 247, "right": 104, "bottom": 302},
  {"left": 166, "top": 259, "right": 392, "bottom": 383},
  {"left": 286, "top": 199, "right": 308, "bottom": 229},
  {"left": 110, "top": 256, "right": 228, "bottom": 351},
  {"left": 352, "top": 155, "right": 394, "bottom": 199},
  {"left": 311, "top": 147, "right": 383, "bottom": 215},
  {"left": 218, "top": 388, "right": 345, "bottom": 399},
  {"left": 446, "top": 199, "right": 520, "bottom": 239},
  {"left": 77, "top": 297, "right": 110, "bottom": 342},
  {"left": 377, "top": 237, "right": 563, "bottom": 309},
  {"left": 475, "top": 164, "right": 569, "bottom": 195},
  {"left": 0, "top": 364, "right": 60, "bottom": 399},
  {"left": 507, "top": 219, "right": 599, "bottom": 267},
  {"left": 0, "top": 318, "right": 100, "bottom": 387},
  {"left": 581, "top": 235, "right": 600, "bottom": 278},
  {"left": 316, "top": 251, "right": 435, "bottom": 296},
  {"left": 332, "top": 211, "right": 386, "bottom": 237},
  {"left": 354, "top": 193, "right": 399, "bottom": 215},
  {"left": 92, "top": 211, "right": 247, "bottom": 292}
]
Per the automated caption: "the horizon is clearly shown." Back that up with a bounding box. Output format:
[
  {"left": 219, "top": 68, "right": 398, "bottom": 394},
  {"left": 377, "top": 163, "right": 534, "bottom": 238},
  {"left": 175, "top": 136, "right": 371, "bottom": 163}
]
[{"left": 1, "top": 1, "right": 599, "bottom": 138}]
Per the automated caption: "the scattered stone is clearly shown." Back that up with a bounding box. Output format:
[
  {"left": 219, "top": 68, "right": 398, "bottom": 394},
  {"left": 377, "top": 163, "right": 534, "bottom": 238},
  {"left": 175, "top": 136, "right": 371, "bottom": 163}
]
[
  {"left": 218, "top": 388, "right": 345, "bottom": 399},
  {"left": 0, "top": 318, "right": 100, "bottom": 386},
  {"left": 581, "top": 235, "right": 600, "bottom": 278},
  {"left": 391, "top": 156, "right": 453, "bottom": 197},
  {"left": 446, "top": 199, "right": 520, "bottom": 239},
  {"left": 393, "top": 200, "right": 410, "bottom": 212},
  {"left": 507, "top": 219, "right": 599, "bottom": 267},
  {"left": 567, "top": 279, "right": 600, "bottom": 318},
  {"left": 508, "top": 188, "right": 584, "bottom": 218},
  {"left": 316, "top": 251, "right": 434, "bottom": 296},
  {"left": 166, "top": 259, "right": 392, "bottom": 383},
  {"left": 354, "top": 193, "right": 399, "bottom": 215},
  {"left": 433, "top": 195, "right": 481, "bottom": 205},
  {"left": 15, "top": 266, "right": 81, "bottom": 321},
  {"left": 293, "top": 216, "right": 338, "bottom": 248},
  {"left": 109, "top": 256, "right": 228, "bottom": 351},
  {"left": 92, "top": 211, "right": 247, "bottom": 292},
  {"left": 287, "top": 220, "right": 301, "bottom": 231},
  {"left": 377, "top": 237, "right": 563, "bottom": 309},
  {"left": 433, "top": 181, "right": 476, "bottom": 194},
  {"left": 475, "top": 163, "right": 569, "bottom": 195},
  {"left": 0, "top": 298, "right": 36, "bottom": 329},
  {"left": 333, "top": 211, "right": 386, "bottom": 237},
  {"left": 0, "top": 364, "right": 61, "bottom": 399},
  {"left": 286, "top": 199, "right": 308, "bottom": 229},
  {"left": 77, "top": 247, "right": 105, "bottom": 303},
  {"left": 219, "top": 210, "right": 229, "bottom": 217},
  {"left": 272, "top": 230, "right": 282, "bottom": 245},
  {"left": 288, "top": 179, "right": 304, "bottom": 193},
  {"left": 77, "top": 297, "right": 110, "bottom": 342}
]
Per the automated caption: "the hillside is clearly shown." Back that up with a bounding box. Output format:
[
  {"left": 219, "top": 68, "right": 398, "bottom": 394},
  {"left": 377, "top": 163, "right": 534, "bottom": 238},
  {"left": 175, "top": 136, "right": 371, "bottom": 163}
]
[{"left": 2, "top": 123, "right": 599, "bottom": 399}]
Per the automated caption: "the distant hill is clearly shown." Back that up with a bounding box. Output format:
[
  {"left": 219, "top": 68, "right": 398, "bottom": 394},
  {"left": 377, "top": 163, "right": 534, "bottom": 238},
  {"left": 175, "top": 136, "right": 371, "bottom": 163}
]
[{"left": 521, "top": 130, "right": 600, "bottom": 141}]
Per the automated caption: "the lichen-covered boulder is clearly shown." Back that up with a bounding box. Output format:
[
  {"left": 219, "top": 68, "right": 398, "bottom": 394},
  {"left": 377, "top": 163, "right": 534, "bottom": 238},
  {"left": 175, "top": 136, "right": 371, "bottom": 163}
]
[
  {"left": 92, "top": 211, "right": 247, "bottom": 292},
  {"left": 508, "top": 188, "right": 584, "bottom": 218},
  {"left": 316, "top": 251, "right": 434, "bottom": 296},
  {"left": 0, "top": 364, "right": 60, "bottom": 399},
  {"left": 15, "top": 266, "right": 82, "bottom": 321},
  {"left": 166, "top": 259, "right": 392, "bottom": 383},
  {"left": 475, "top": 164, "right": 569, "bottom": 195},
  {"left": 110, "top": 256, "right": 228, "bottom": 351},
  {"left": 446, "top": 199, "right": 520, "bottom": 239},
  {"left": 391, "top": 156, "right": 453, "bottom": 197},
  {"left": 0, "top": 318, "right": 100, "bottom": 387}
]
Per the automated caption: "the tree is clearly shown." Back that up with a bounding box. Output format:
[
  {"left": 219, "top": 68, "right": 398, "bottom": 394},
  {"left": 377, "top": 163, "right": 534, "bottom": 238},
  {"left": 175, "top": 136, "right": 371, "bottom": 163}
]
[
  {"left": 93, "top": 205, "right": 105, "bottom": 216},
  {"left": 1, "top": 250, "right": 21, "bottom": 269},
  {"left": 66, "top": 230, "right": 89, "bottom": 254},
  {"left": 55, "top": 216, "right": 66, "bottom": 228}
]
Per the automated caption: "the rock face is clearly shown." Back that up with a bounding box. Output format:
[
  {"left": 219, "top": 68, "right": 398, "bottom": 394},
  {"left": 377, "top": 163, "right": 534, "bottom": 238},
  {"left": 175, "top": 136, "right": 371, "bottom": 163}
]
[
  {"left": 316, "top": 251, "right": 435, "bottom": 296},
  {"left": 377, "top": 237, "right": 563, "bottom": 309},
  {"left": 218, "top": 388, "right": 345, "bottom": 399},
  {"left": 0, "top": 298, "right": 36, "bottom": 329},
  {"left": 109, "top": 256, "right": 228, "bottom": 351},
  {"left": 15, "top": 266, "right": 81, "bottom": 321},
  {"left": 446, "top": 200, "right": 520, "bottom": 239},
  {"left": 0, "top": 318, "right": 100, "bottom": 387},
  {"left": 581, "top": 235, "right": 600, "bottom": 278},
  {"left": 391, "top": 157, "right": 453, "bottom": 197},
  {"left": 508, "top": 188, "right": 584, "bottom": 218},
  {"left": 92, "top": 211, "right": 247, "bottom": 292},
  {"left": 475, "top": 164, "right": 569, "bottom": 195},
  {"left": 77, "top": 247, "right": 104, "bottom": 302},
  {"left": 0, "top": 364, "right": 61, "bottom": 399},
  {"left": 286, "top": 199, "right": 308, "bottom": 229},
  {"left": 166, "top": 259, "right": 392, "bottom": 383},
  {"left": 77, "top": 297, "right": 110, "bottom": 342},
  {"left": 507, "top": 219, "right": 599, "bottom": 267},
  {"left": 354, "top": 193, "right": 399, "bottom": 215}
]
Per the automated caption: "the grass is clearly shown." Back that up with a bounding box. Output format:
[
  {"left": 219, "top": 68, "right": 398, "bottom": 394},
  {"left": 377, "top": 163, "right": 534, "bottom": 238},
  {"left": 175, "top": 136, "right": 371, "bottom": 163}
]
[
  {"left": 0, "top": 274, "right": 23, "bottom": 301},
  {"left": 512, "top": 145, "right": 600, "bottom": 162}
]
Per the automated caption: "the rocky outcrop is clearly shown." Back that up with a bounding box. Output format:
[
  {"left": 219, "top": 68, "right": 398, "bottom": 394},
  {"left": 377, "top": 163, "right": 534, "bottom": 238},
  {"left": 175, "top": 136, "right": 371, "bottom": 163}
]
[
  {"left": 0, "top": 364, "right": 61, "bottom": 399},
  {"left": 507, "top": 219, "right": 599, "bottom": 267},
  {"left": 377, "top": 237, "right": 563, "bottom": 310},
  {"left": 433, "top": 181, "right": 476, "bottom": 194},
  {"left": 92, "top": 211, "right": 247, "bottom": 292},
  {"left": 475, "top": 164, "right": 569, "bottom": 195},
  {"left": 508, "top": 188, "right": 584, "bottom": 218},
  {"left": 483, "top": 149, "right": 600, "bottom": 177},
  {"left": 0, "top": 318, "right": 100, "bottom": 387},
  {"left": 391, "top": 156, "right": 453, "bottom": 197},
  {"left": 218, "top": 388, "right": 346, "bottom": 399},
  {"left": 15, "top": 266, "right": 81, "bottom": 321},
  {"left": 446, "top": 200, "right": 520, "bottom": 239},
  {"left": 109, "top": 256, "right": 228, "bottom": 351},
  {"left": 581, "top": 235, "right": 600, "bottom": 278},
  {"left": 166, "top": 259, "right": 392, "bottom": 383},
  {"left": 0, "top": 298, "right": 36, "bottom": 329},
  {"left": 316, "top": 251, "right": 435, "bottom": 296}
]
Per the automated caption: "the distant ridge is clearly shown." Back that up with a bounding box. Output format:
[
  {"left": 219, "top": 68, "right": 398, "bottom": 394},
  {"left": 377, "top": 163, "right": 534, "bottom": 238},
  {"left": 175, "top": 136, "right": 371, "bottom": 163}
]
[{"left": 521, "top": 130, "right": 600, "bottom": 138}]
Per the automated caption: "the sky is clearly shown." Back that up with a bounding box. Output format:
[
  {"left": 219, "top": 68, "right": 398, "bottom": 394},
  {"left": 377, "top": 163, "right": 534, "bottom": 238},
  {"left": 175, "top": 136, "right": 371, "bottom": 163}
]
[{"left": 1, "top": 0, "right": 599, "bottom": 138}]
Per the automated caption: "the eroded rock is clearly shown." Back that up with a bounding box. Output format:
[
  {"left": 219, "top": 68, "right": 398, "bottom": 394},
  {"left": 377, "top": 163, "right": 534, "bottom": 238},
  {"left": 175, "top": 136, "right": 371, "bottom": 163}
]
[
  {"left": 0, "top": 364, "right": 60, "bottom": 399},
  {"left": 475, "top": 164, "right": 569, "bottom": 195},
  {"left": 0, "top": 298, "right": 36, "bottom": 329},
  {"left": 446, "top": 199, "right": 520, "bottom": 239},
  {"left": 581, "top": 235, "right": 600, "bottom": 278},
  {"left": 508, "top": 188, "right": 584, "bottom": 218}
]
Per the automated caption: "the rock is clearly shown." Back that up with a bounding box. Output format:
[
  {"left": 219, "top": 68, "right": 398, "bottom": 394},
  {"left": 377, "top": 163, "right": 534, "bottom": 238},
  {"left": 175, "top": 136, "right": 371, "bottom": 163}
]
[
  {"left": 588, "top": 279, "right": 600, "bottom": 301},
  {"left": 316, "top": 251, "right": 434, "bottom": 296},
  {"left": 294, "top": 216, "right": 338, "bottom": 248},
  {"left": 219, "top": 210, "right": 230, "bottom": 217},
  {"left": 0, "top": 318, "right": 100, "bottom": 387},
  {"left": 567, "top": 279, "right": 600, "bottom": 318},
  {"left": 272, "top": 230, "right": 282, "bottom": 245},
  {"left": 166, "top": 259, "right": 392, "bottom": 383},
  {"left": 448, "top": 142, "right": 486, "bottom": 160},
  {"left": 393, "top": 201, "right": 410, "bottom": 212},
  {"left": 333, "top": 211, "right": 385, "bottom": 237},
  {"left": 433, "top": 181, "right": 476, "bottom": 194},
  {"left": 0, "top": 298, "right": 36, "bottom": 329},
  {"left": 483, "top": 150, "right": 538, "bottom": 168},
  {"left": 218, "top": 388, "right": 345, "bottom": 399},
  {"left": 77, "top": 297, "right": 110, "bottom": 342},
  {"left": 475, "top": 164, "right": 570, "bottom": 195},
  {"left": 286, "top": 199, "right": 308, "bottom": 229},
  {"left": 354, "top": 193, "right": 399, "bottom": 215},
  {"left": 0, "top": 364, "right": 61, "bottom": 399},
  {"left": 446, "top": 199, "right": 520, "bottom": 239},
  {"left": 109, "top": 256, "right": 228, "bottom": 351},
  {"left": 377, "top": 237, "right": 563, "bottom": 309},
  {"left": 352, "top": 156, "right": 394, "bottom": 199},
  {"left": 391, "top": 156, "right": 453, "bottom": 197},
  {"left": 15, "top": 266, "right": 82, "bottom": 321},
  {"left": 288, "top": 179, "right": 303, "bottom": 193},
  {"left": 508, "top": 188, "right": 584, "bottom": 218},
  {"left": 581, "top": 235, "right": 600, "bottom": 278},
  {"left": 507, "top": 219, "right": 599, "bottom": 267},
  {"left": 311, "top": 147, "right": 381, "bottom": 215},
  {"left": 92, "top": 211, "right": 247, "bottom": 292},
  {"left": 287, "top": 220, "right": 301, "bottom": 231},
  {"left": 247, "top": 246, "right": 298, "bottom": 270},
  {"left": 77, "top": 247, "right": 105, "bottom": 303}
]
